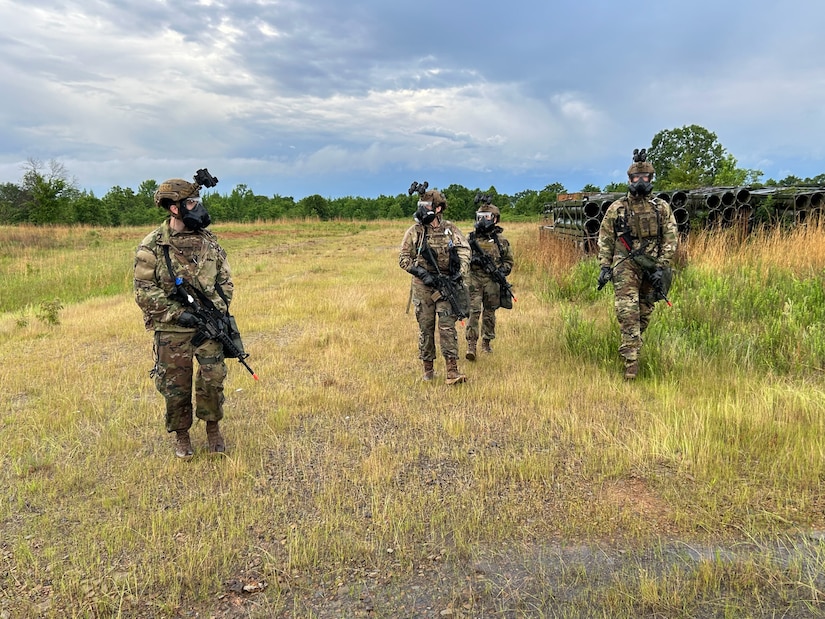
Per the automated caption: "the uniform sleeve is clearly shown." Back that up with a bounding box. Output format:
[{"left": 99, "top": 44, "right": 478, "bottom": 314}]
[
  {"left": 398, "top": 226, "right": 418, "bottom": 272},
  {"left": 451, "top": 225, "right": 472, "bottom": 278},
  {"left": 658, "top": 202, "right": 679, "bottom": 268},
  {"left": 134, "top": 243, "right": 182, "bottom": 329},
  {"left": 216, "top": 245, "right": 234, "bottom": 306},
  {"left": 499, "top": 236, "right": 514, "bottom": 276},
  {"left": 597, "top": 203, "right": 619, "bottom": 267}
]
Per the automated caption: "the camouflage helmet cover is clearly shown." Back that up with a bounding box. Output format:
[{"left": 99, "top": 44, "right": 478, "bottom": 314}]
[
  {"left": 422, "top": 189, "right": 447, "bottom": 209},
  {"left": 476, "top": 203, "right": 501, "bottom": 220},
  {"left": 154, "top": 179, "right": 200, "bottom": 208},
  {"left": 627, "top": 148, "right": 655, "bottom": 176}
]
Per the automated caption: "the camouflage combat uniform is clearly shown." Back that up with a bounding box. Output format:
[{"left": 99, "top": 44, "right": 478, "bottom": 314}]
[
  {"left": 597, "top": 194, "right": 678, "bottom": 366},
  {"left": 399, "top": 216, "right": 471, "bottom": 364},
  {"left": 466, "top": 225, "right": 514, "bottom": 346},
  {"left": 134, "top": 219, "right": 233, "bottom": 433}
]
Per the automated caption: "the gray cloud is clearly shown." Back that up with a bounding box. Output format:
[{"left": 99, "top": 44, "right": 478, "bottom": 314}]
[{"left": 1, "top": 0, "right": 824, "bottom": 199}]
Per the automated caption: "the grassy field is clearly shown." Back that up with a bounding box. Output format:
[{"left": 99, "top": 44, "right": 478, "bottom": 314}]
[{"left": 0, "top": 220, "right": 823, "bottom": 618}]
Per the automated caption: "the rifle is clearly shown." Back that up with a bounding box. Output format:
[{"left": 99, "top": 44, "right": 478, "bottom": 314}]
[
  {"left": 597, "top": 233, "right": 671, "bottom": 307},
  {"left": 419, "top": 229, "right": 469, "bottom": 321},
  {"left": 468, "top": 235, "right": 516, "bottom": 307},
  {"left": 173, "top": 276, "right": 260, "bottom": 380}
]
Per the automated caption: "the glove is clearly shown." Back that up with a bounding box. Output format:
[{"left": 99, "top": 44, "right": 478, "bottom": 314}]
[
  {"left": 648, "top": 267, "right": 664, "bottom": 288},
  {"left": 409, "top": 266, "right": 436, "bottom": 288},
  {"left": 421, "top": 272, "right": 437, "bottom": 287},
  {"left": 177, "top": 310, "right": 199, "bottom": 328},
  {"left": 597, "top": 266, "right": 612, "bottom": 289},
  {"left": 496, "top": 267, "right": 509, "bottom": 280}
]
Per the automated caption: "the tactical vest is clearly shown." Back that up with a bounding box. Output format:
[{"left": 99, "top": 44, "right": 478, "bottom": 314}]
[
  {"left": 615, "top": 197, "right": 665, "bottom": 250},
  {"left": 415, "top": 221, "right": 461, "bottom": 276}
]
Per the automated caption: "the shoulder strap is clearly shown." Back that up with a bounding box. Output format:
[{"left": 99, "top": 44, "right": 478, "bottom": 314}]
[{"left": 162, "top": 245, "right": 229, "bottom": 313}]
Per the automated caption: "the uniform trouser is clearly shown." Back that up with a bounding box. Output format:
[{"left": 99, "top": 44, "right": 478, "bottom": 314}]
[
  {"left": 153, "top": 331, "right": 226, "bottom": 433},
  {"left": 412, "top": 281, "right": 459, "bottom": 361},
  {"left": 612, "top": 264, "right": 656, "bottom": 362},
  {"left": 466, "top": 272, "right": 499, "bottom": 343}
]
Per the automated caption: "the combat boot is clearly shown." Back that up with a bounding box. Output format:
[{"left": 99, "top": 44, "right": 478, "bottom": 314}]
[
  {"left": 175, "top": 430, "right": 194, "bottom": 460},
  {"left": 422, "top": 360, "right": 434, "bottom": 381},
  {"left": 465, "top": 339, "right": 477, "bottom": 361},
  {"left": 206, "top": 421, "right": 226, "bottom": 454},
  {"left": 481, "top": 339, "right": 493, "bottom": 354},
  {"left": 624, "top": 359, "right": 639, "bottom": 381},
  {"left": 445, "top": 357, "right": 466, "bottom": 385}
]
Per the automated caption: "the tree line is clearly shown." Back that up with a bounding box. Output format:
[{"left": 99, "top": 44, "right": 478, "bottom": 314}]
[{"left": 2, "top": 126, "right": 822, "bottom": 226}]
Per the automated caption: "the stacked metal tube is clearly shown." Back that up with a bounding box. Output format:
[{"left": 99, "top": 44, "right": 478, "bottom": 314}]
[{"left": 540, "top": 185, "right": 825, "bottom": 250}]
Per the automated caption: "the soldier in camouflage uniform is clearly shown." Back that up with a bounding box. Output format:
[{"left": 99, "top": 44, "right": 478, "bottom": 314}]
[
  {"left": 399, "top": 188, "right": 471, "bottom": 384},
  {"left": 134, "top": 177, "right": 233, "bottom": 459},
  {"left": 597, "top": 149, "right": 678, "bottom": 380},
  {"left": 465, "top": 202, "right": 514, "bottom": 360}
]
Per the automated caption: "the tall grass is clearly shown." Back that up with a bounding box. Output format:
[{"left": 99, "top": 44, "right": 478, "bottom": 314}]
[{"left": 0, "top": 221, "right": 823, "bottom": 617}]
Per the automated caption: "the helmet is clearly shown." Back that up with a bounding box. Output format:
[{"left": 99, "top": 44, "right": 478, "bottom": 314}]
[
  {"left": 422, "top": 190, "right": 447, "bottom": 210},
  {"left": 627, "top": 148, "right": 654, "bottom": 197},
  {"left": 626, "top": 148, "right": 655, "bottom": 177},
  {"left": 476, "top": 203, "right": 500, "bottom": 222},
  {"left": 154, "top": 179, "right": 200, "bottom": 209}
]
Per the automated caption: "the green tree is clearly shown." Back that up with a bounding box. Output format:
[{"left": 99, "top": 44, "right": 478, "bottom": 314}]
[
  {"left": 73, "top": 191, "right": 110, "bottom": 225},
  {"left": 103, "top": 186, "right": 149, "bottom": 226},
  {"left": 442, "top": 184, "right": 474, "bottom": 220},
  {"left": 714, "top": 153, "right": 763, "bottom": 187},
  {"left": 0, "top": 182, "right": 28, "bottom": 224},
  {"left": 298, "top": 194, "right": 330, "bottom": 219},
  {"left": 647, "top": 125, "right": 725, "bottom": 189},
  {"left": 22, "top": 158, "right": 77, "bottom": 224},
  {"left": 581, "top": 183, "right": 601, "bottom": 193},
  {"left": 604, "top": 181, "right": 628, "bottom": 193}
]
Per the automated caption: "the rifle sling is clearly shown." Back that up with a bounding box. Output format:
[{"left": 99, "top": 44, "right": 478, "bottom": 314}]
[{"left": 162, "top": 245, "right": 229, "bottom": 314}]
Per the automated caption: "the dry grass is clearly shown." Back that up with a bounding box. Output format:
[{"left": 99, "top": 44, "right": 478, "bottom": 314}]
[{"left": 0, "top": 220, "right": 823, "bottom": 618}]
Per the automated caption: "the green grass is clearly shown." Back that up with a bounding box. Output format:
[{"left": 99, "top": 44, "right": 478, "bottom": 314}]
[{"left": 0, "top": 221, "right": 823, "bottom": 617}]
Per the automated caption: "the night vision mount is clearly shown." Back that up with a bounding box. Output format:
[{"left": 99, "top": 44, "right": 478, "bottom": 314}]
[
  {"left": 194, "top": 168, "right": 219, "bottom": 188},
  {"left": 408, "top": 181, "right": 429, "bottom": 196},
  {"left": 632, "top": 148, "right": 648, "bottom": 163},
  {"left": 474, "top": 193, "right": 493, "bottom": 205}
]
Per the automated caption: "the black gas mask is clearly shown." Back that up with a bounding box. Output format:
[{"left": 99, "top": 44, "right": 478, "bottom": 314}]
[
  {"left": 180, "top": 198, "right": 211, "bottom": 231},
  {"left": 414, "top": 200, "right": 436, "bottom": 225},
  {"left": 628, "top": 173, "right": 653, "bottom": 197},
  {"left": 475, "top": 211, "right": 496, "bottom": 234}
]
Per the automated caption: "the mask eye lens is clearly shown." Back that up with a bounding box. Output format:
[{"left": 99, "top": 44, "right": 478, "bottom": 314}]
[{"left": 630, "top": 174, "right": 651, "bottom": 183}]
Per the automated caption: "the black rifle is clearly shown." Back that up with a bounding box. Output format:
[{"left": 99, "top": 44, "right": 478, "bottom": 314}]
[
  {"left": 597, "top": 234, "right": 671, "bottom": 306},
  {"left": 419, "top": 230, "right": 469, "bottom": 320},
  {"left": 172, "top": 276, "right": 259, "bottom": 380},
  {"left": 468, "top": 234, "right": 516, "bottom": 307}
]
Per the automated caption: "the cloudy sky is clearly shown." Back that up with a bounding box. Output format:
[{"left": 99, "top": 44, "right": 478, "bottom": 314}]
[{"left": 1, "top": 0, "right": 824, "bottom": 200}]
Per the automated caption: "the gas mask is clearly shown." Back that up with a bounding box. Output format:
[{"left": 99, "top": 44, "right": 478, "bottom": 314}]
[
  {"left": 180, "top": 198, "right": 212, "bottom": 231},
  {"left": 475, "top": 211, "right": 496, "bottom": 234},
  {"left": 415, "top": 201, "right": 436, "bottom": 225},
  {"left": 628, "top": 173, "right": 653, "bottom": 197}
]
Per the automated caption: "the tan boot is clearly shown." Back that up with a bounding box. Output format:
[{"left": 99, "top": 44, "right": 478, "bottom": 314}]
[
  {"left": 465, "top": 339, "right": 477, "bottom": 361},
  {"left": 481, "top": 339, "right": 493, "bottom": 354},
  {"left": 422, "top": 360, "right": 434, "bottom": 381},
  {"left": 624, "top": 359, "right": 639, "bottom": 381},
  {"left": 175, "top": 430, "right": 194, "bottom": 460},
  {"left": 206, "top": 421, "right": 225, "bottom": 454},
  {"left": 445, "top": 357, "right": 466, "bottom": 385}
]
